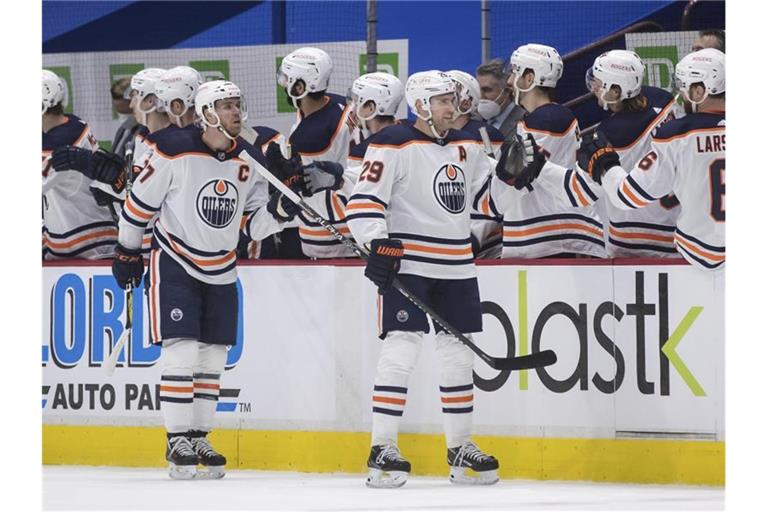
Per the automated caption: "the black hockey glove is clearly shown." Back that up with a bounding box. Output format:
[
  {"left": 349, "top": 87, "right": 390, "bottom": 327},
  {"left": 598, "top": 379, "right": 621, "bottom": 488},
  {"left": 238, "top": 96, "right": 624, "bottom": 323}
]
[
  {"left": 577, "top": 131, "right": 620, "bottom": 184},
  {"left": 299, "top": 160, "right": 345, "bottom": 197},
  {"left": 265, "top": 142, "right": 303, "bottom": 192},
  {"left": 266, "top": 192, "right": 300, "bottom": 222},
  {"left": 112, "top": 244, "right": 144, "bottom": 290},
  {"left": 89, "top": 149, "right": 128, "bottom": 194},
  {"left": 51, "top": 145, "right": 93, "bottom": 174},
  {"left": 364, "top": 238, "right": 405, "bottom": 293},
  {"left": 495, "top": 134, "right": 546, "bottom": 190}
]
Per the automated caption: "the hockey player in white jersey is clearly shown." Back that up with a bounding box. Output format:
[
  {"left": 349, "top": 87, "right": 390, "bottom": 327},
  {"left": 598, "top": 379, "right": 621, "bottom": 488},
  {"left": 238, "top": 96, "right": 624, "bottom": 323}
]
[
  {"left": 445, "top": 70, "right": 506, "bottom": 258},
  {"left": 585, "top": 50, "right": 681, "bottom": 257},
  {"left": 347, "top": 71, "right": 508, "bottom": 488},
  {"left": 113, "top": 80, "right": 290, "bottom": 479},
  {"left": 475, "top": 44, "right": 605, "bottom": 258},
  {"left": 276, "top": 47, "right": 354, "bottom": 257},
  {"left": 42, "top": 69, "right": 118, "bottom": 259},
  {"left": 578, "top": 49, "right": 725, "bottom": 270},
  {"left": 342, "top": 72, "right": 404, "bottom": 185}
]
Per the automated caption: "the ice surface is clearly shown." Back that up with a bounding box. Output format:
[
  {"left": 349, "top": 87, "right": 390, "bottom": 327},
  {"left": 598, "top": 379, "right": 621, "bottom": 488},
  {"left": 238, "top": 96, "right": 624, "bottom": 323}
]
[{"left": 43, "top": 466, "right": 723, "bottom": 511}]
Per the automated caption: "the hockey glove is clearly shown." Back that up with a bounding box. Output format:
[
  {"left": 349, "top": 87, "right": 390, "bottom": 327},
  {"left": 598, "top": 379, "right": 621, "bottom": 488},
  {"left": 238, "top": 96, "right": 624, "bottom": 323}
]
[
  {"left": 299, "top": 160, "right": 345, "bottom": 197},
  {"left": 89, "top": 149, "right": 128, "bottom": 194},
  {"left": 51, "top": 145, "right": 92, "bottom": 174},
  {"left": 265, "top": 142, "right": 303, "bottom": 192},
  {"left": 364, "top": 238, "right": 405, "bottom": 293},
  {"left": 267, "top": 192, "right": 300, "bottom": 222},
  {"left": 577, "top": 131, "right": 620, "bottom": 184},
  {"left": 495, "top": 134, "right": 545, "bottom": 190},
  {"left": 112, "top": 244, "right": 144, "bottom": 289}
]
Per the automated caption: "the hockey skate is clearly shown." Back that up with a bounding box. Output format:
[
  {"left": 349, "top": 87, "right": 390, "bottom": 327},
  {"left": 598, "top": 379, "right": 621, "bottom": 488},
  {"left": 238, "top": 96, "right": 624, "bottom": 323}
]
[
  {"left": 189, "top": 431, "right": 226, "bottom": 479},
  {"left": 447, "top": 441, "right": 499, "bottom": 485},
  {"left": 166, "top": 435, "right": 198, "bottom": 480},
  {"left": 365, "top": 444, "right": 411, "bottom": 488}
]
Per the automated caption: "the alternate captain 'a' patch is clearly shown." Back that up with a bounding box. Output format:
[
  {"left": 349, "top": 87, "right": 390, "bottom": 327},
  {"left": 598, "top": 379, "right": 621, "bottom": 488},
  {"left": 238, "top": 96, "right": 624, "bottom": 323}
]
[
  {"left": 196, "top": 179, "right": 239, "bottom": 228},
  {"left": 433, "top": 163, "right": 466, "bottom": 214}
]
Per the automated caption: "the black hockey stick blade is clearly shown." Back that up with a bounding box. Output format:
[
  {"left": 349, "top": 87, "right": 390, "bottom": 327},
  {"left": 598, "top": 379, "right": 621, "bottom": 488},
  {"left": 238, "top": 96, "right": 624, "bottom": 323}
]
[{"left": 487, "top": 349, "right": 557, "bottom": 371}]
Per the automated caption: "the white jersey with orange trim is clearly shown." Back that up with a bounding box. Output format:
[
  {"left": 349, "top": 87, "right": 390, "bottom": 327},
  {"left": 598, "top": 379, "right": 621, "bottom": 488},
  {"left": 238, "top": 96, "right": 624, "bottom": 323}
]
[
  {"left": 600, "top": 111, "right": 725, "bottom": 270},
  {"left": 288, "top": 93, "right": 355, "bottom": 257},
  {"left": 480, "top": 103, "right": 606, "bottom": 258},
  {"left": 346, "top": 124, "right": 523, "bottom": 280},
  {"left": 118, "top": 127, "right": 284, "bottom": 284},
  {"left": 598, "top": 86, "right": 681, "bottom": 257},
  {"left": 42, "top": 115, "right": 117, "bottom": 260}
]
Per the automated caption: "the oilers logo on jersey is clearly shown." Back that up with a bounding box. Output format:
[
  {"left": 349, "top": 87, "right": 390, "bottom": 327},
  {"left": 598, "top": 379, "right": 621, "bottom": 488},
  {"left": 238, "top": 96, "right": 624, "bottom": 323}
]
[
  {"left": 196, "top": 179, "right": 239, "bottom": 228},
  {"left": 433, "top": 163, "right": 466, "bottom": 214}
]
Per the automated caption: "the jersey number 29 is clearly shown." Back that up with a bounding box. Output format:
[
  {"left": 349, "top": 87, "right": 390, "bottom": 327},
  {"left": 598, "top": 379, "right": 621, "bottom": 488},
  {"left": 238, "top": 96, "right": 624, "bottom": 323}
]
[{"left": 360, "top": 160, "right": 384, "bottom": 183}]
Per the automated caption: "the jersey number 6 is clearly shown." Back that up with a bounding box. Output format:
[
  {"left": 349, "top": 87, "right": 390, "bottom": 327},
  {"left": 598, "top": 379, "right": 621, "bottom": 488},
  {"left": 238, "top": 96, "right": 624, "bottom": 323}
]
[
  {"left": 360, "top": 160, "right": 384, "bottom": 183},
  {"left": 709, "top": 158, "right": 725, "bottom": 222}
]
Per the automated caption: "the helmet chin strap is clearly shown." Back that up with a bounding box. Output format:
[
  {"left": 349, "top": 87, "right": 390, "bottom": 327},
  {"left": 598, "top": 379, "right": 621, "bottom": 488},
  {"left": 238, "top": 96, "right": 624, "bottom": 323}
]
[
  {"left": 356, "top": 103, "right": 377, "bottom": 139},
  {"left": 204, "top": 108, "right": 238, "bottom": 141},
  {"left": 415, "top": 100, "right": 448, "bottom": 140},
  {"left": 513, "top": 76, "right": 535, "bottom": 107},
  {"left": 599, "top": 89, "right": 619, "bottom": 111},
  {"left": 685, "top": 89, "right": 708, "bottom": 113}
]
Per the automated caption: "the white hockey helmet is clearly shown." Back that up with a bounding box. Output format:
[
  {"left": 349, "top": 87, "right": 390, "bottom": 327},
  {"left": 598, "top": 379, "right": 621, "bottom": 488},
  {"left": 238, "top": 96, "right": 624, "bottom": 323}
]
[
  {"left": 154, "top": 66, "right": 203, "bottom": 119},
  {"left": 350, "top": 72, "right": 404, "bottom": 119},
  {"left": 277, "top": 47, "right": 333, "bottom": 106},
  {"left": 508, "top": 43, "right": 563, "bottom": 104},
  {"left": 405, "top": 71, "right": 456, "bottom": 139},
  {"left": 42, "top": 69, "right": 66, "bottom": 114},
  {"left": 195, "top": 80, "right": 242, "bottom": 140},
  {"left": 675, "top": 48, "right": 725, "bottom": 109},
  {"left": 447, "top": 70, "right": 481, "bottom": 115},
  {"left": 587, "top": 50, "right": 645, "bottom": 110},
  {"left": 129, "top": 67, "right": 167, "bottom": 114}
]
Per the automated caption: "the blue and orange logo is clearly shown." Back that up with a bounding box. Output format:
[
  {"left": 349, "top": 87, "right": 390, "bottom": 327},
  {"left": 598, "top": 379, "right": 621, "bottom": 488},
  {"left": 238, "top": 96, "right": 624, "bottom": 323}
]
[
  {"left": 432, "top": 163, "right": 466, "bottom": 214},
  {"left": 196, "top": 179, "right": 239, "bottom": 228}
]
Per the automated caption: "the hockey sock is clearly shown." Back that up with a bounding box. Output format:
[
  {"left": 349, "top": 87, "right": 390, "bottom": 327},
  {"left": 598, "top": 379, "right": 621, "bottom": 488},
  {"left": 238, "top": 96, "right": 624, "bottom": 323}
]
[
  {"left": 159, "top": 338, "right": 198, "bottom": 434},
  {"left": 192, "top": 343, "right": 228, "bottom": 433},
  {"left": 436, "top": 331, "right": 474, "bottom": 448},
  {"left": 371, "top": 331, "right": 422, "bottom": 447}
]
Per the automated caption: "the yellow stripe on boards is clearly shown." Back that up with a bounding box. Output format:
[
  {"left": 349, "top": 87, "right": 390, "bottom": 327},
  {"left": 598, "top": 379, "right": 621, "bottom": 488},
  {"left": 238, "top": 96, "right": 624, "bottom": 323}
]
[{"left": 42, "top": 426, "right": 723, "bottom": 485}]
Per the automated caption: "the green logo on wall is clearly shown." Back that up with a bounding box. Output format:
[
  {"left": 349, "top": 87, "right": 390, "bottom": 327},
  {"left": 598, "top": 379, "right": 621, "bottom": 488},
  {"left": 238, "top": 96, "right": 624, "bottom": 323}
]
[
  {"left": 44, "top": 66, "right": 73, "bottom": 114},
  {"left": 189, "top": 60, "right": 230, "bottom": 82},
  {"left": 634, "top": 46, "right": 679, "bottom": 91},
  {"left": 358, "top": 52, "right": 399, "bottom": 76},
  {"left": 109, "top": 63, "right": 144, "bottom": 119}
]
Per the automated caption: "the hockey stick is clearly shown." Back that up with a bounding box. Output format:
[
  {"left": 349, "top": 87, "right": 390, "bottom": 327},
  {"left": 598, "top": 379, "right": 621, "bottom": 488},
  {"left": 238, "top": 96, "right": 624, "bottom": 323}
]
[
  {"left": 478, "top": 126, "right": 495, "bottom": 158},
  {"left": 252, "top": 161, "right": 557, "bottom": 371},
  {"left": 104, "top": 283, "right": 133, "bottom": 376},
  {"left": 104, "top": 144, "right": 136, "bottom": 376}
]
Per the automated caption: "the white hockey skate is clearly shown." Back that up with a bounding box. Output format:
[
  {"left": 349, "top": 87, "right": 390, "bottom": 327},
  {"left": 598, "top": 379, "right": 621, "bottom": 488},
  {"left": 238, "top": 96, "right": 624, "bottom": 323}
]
[
  {"left": 190, "top": 431, "right": 226, "bottom": 479},
  {"left": 365, "top": 444, "right": 411, "bottom": 488},
  {"left": 447, "top": 441, "right": 499, "bottom": 485},
  {"left": 166, "top": 435, "right": 198, "bottom": 480}
]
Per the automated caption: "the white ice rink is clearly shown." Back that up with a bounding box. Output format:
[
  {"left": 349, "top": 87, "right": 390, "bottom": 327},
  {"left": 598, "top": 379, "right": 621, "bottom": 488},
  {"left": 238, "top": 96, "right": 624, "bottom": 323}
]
[{"left": 43, "top": 466, "right": 723, "bottom": 511}]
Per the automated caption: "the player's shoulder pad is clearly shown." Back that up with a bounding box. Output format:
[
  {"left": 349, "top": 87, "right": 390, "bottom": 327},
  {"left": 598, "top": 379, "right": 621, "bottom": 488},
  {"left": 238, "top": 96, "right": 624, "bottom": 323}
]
[
  {"left": 599, "top": 108, "right": 660, "bottom": 148},
  {"left": 365, "top": 123, "right": 420, "bottom": 148},
  {"left": 42, "top": 114, "right": 90, "bottom": 150},
  {"left": 641, "top": 85, "right": 674, "bottom": 110},
  {"left": 462, "top": 119, "right": 505, "bottom": 143},
  {"left": 523, "top": 103, "right": 577, "bottom": 135},
  {"left": 251, "top": 125, "right": 281, "bottom": 149},
  {"left": 149, "top": 125, "right": 208, "bottom": 157},
  {"left": 653, "top": 111, "right": 725, "bottom": 141},
  {"left": 289, "top": 93, "right": 349, "bottom": 154},
  {"left": 350, "top": 136, "right": 372, "bottom": 159}
]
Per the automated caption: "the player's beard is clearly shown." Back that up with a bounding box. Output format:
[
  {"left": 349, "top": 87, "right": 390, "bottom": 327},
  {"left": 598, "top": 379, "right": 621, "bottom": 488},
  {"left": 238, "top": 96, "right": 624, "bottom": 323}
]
[{"left": 683, "top": 99, "right": 694, "bottom": 115}]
